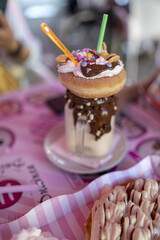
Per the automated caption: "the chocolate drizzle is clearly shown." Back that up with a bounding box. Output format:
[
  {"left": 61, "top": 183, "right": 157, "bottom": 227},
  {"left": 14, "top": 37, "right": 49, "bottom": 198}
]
[
  {"left": 81, "top": 62, "right": 119, "bottom": 77},
  {"left": 65, "top": 90, "right": 117, "bottom": 140}
]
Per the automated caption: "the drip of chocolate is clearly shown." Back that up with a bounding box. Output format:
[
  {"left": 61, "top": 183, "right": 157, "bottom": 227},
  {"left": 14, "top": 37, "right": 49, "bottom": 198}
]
[
  {"left": 65, "top": 90, "right": 117, "bottom": 140},
  {"left": 81, "top": 62, "right": 119, "bottom": 77}
]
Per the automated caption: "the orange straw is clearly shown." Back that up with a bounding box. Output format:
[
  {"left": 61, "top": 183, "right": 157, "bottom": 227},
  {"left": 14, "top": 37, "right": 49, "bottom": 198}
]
[{"left": 41, "top": 23, "right": 78, "bottom": 66}]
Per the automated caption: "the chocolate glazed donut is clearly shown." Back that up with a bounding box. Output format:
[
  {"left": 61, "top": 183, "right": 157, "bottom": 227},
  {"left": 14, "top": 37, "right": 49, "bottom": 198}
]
[{"left": 59, "top": 67, "right": 126, "bottom": 99}]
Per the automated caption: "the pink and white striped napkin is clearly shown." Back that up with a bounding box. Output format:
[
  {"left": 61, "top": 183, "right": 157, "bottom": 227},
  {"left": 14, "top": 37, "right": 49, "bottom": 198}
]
[{"left": 0, "top": 155, "right": 160, "bottom": 240}]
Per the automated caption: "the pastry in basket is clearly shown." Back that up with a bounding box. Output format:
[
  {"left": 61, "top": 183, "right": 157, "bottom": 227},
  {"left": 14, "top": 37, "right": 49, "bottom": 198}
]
[
  {"left": 85, "top": 178, "right": 160, "bottom": 240},
  {"left": 10, "top": 227, "right": 69, "bottom": 240}
]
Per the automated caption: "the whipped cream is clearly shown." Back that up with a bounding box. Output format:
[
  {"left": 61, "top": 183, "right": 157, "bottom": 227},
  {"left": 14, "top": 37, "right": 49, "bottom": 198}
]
[
  {"left": 58, "top": 60, "right": 75, "bottom": 73},
  {"left": 58, "top": 60, "right": 124, "bottom": 79},
  {"left": 10, "top": 227, "right": 68, "bottom": 240},
  {"left": 95, "top": 56, "right": 108, "bottom": 65}
]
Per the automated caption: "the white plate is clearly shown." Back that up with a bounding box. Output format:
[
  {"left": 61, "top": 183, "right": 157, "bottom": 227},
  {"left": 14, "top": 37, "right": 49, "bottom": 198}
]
[{"left": 44, "top": 122, "right": 127, "bottom": 174}]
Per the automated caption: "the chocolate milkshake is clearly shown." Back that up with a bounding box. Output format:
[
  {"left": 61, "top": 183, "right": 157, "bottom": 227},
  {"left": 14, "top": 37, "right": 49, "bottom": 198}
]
[{"left": 56, "top": 44, "right": 126, "bottom": 158}]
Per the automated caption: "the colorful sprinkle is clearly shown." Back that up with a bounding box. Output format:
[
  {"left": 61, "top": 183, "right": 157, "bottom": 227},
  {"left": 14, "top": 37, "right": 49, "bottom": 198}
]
[
  {"left": 94, "top": 54, "right": 99, "bottom": 58},
  {"left": 84, "top": 48, "right": 90, "bottom": 53},
  {"left": 81, "top": 61, "right": 87, "bottom": 67},
  {"left": 72, "top": 52, "right": 77, "bottom": 57},
  {"left": 86, "top": 53, "right": 92, "bottom": 58},
  {"left": 107, "top": 62, "right": 112, "bottom": 68},
  {"left": 76, "top": 54, "right": 82, "bottom": 61},
  {"left": 83, "top": 56, "right": 88, "bottom": 61},
  {"left": 88, "top": 60, "right": 94, "bottom": 63}
]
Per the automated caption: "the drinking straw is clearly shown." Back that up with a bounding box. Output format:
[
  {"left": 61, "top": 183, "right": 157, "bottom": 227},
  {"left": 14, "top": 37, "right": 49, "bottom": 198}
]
[
  {"left": 41, "top": 23, "right": 78, "bottom": 66},
  {"left": 0, "top": 184, "right": 40, "bottom": 194},
  {"left": 97, "top": 14, "right": 108, "bottom": 55}
]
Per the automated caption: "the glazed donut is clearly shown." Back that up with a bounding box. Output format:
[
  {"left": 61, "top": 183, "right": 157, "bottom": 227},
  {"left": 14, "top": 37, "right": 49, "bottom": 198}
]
[
  {"left": 57, "top": 47, "right": 126, "bottom": 99},
  {"left": 59, "top": 68, "right": 126, "bottom": 98}
]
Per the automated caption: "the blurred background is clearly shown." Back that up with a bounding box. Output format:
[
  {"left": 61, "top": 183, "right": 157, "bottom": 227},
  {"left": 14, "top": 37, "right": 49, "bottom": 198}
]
[{"left": 1, "top": 0, "right": 160, "bottom": 90}]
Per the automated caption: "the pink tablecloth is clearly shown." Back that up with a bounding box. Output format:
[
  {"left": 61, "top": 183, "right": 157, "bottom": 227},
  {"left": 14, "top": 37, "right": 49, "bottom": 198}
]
[
  {"left": 0, "top": 81, "right": 160, "bottom": 239},
  {"left": 0, "top": 156, "right": 160, "bottom": 240}
]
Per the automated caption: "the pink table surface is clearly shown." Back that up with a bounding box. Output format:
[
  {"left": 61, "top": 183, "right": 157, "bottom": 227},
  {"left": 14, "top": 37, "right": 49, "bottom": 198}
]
[
  {"left": 0, "top": 156, "right": 160, "bottom": 240},
  {"left": 0, "top": 81, "right": 160, "bottom": 239}
]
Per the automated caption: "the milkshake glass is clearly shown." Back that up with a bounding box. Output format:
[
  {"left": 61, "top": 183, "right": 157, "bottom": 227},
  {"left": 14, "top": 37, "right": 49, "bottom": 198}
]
[
  {"left": 64, "top": 90, "right": 117, "bottom": 157},
  {"left": 56, "top": 46, "right": 126, "bottom": 158}
]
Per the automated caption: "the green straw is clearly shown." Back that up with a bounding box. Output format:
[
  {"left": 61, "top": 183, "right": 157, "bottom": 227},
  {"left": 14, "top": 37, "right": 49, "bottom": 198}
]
[{"left": 97, "top": 14, "right": 108, "bottom": 55}]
